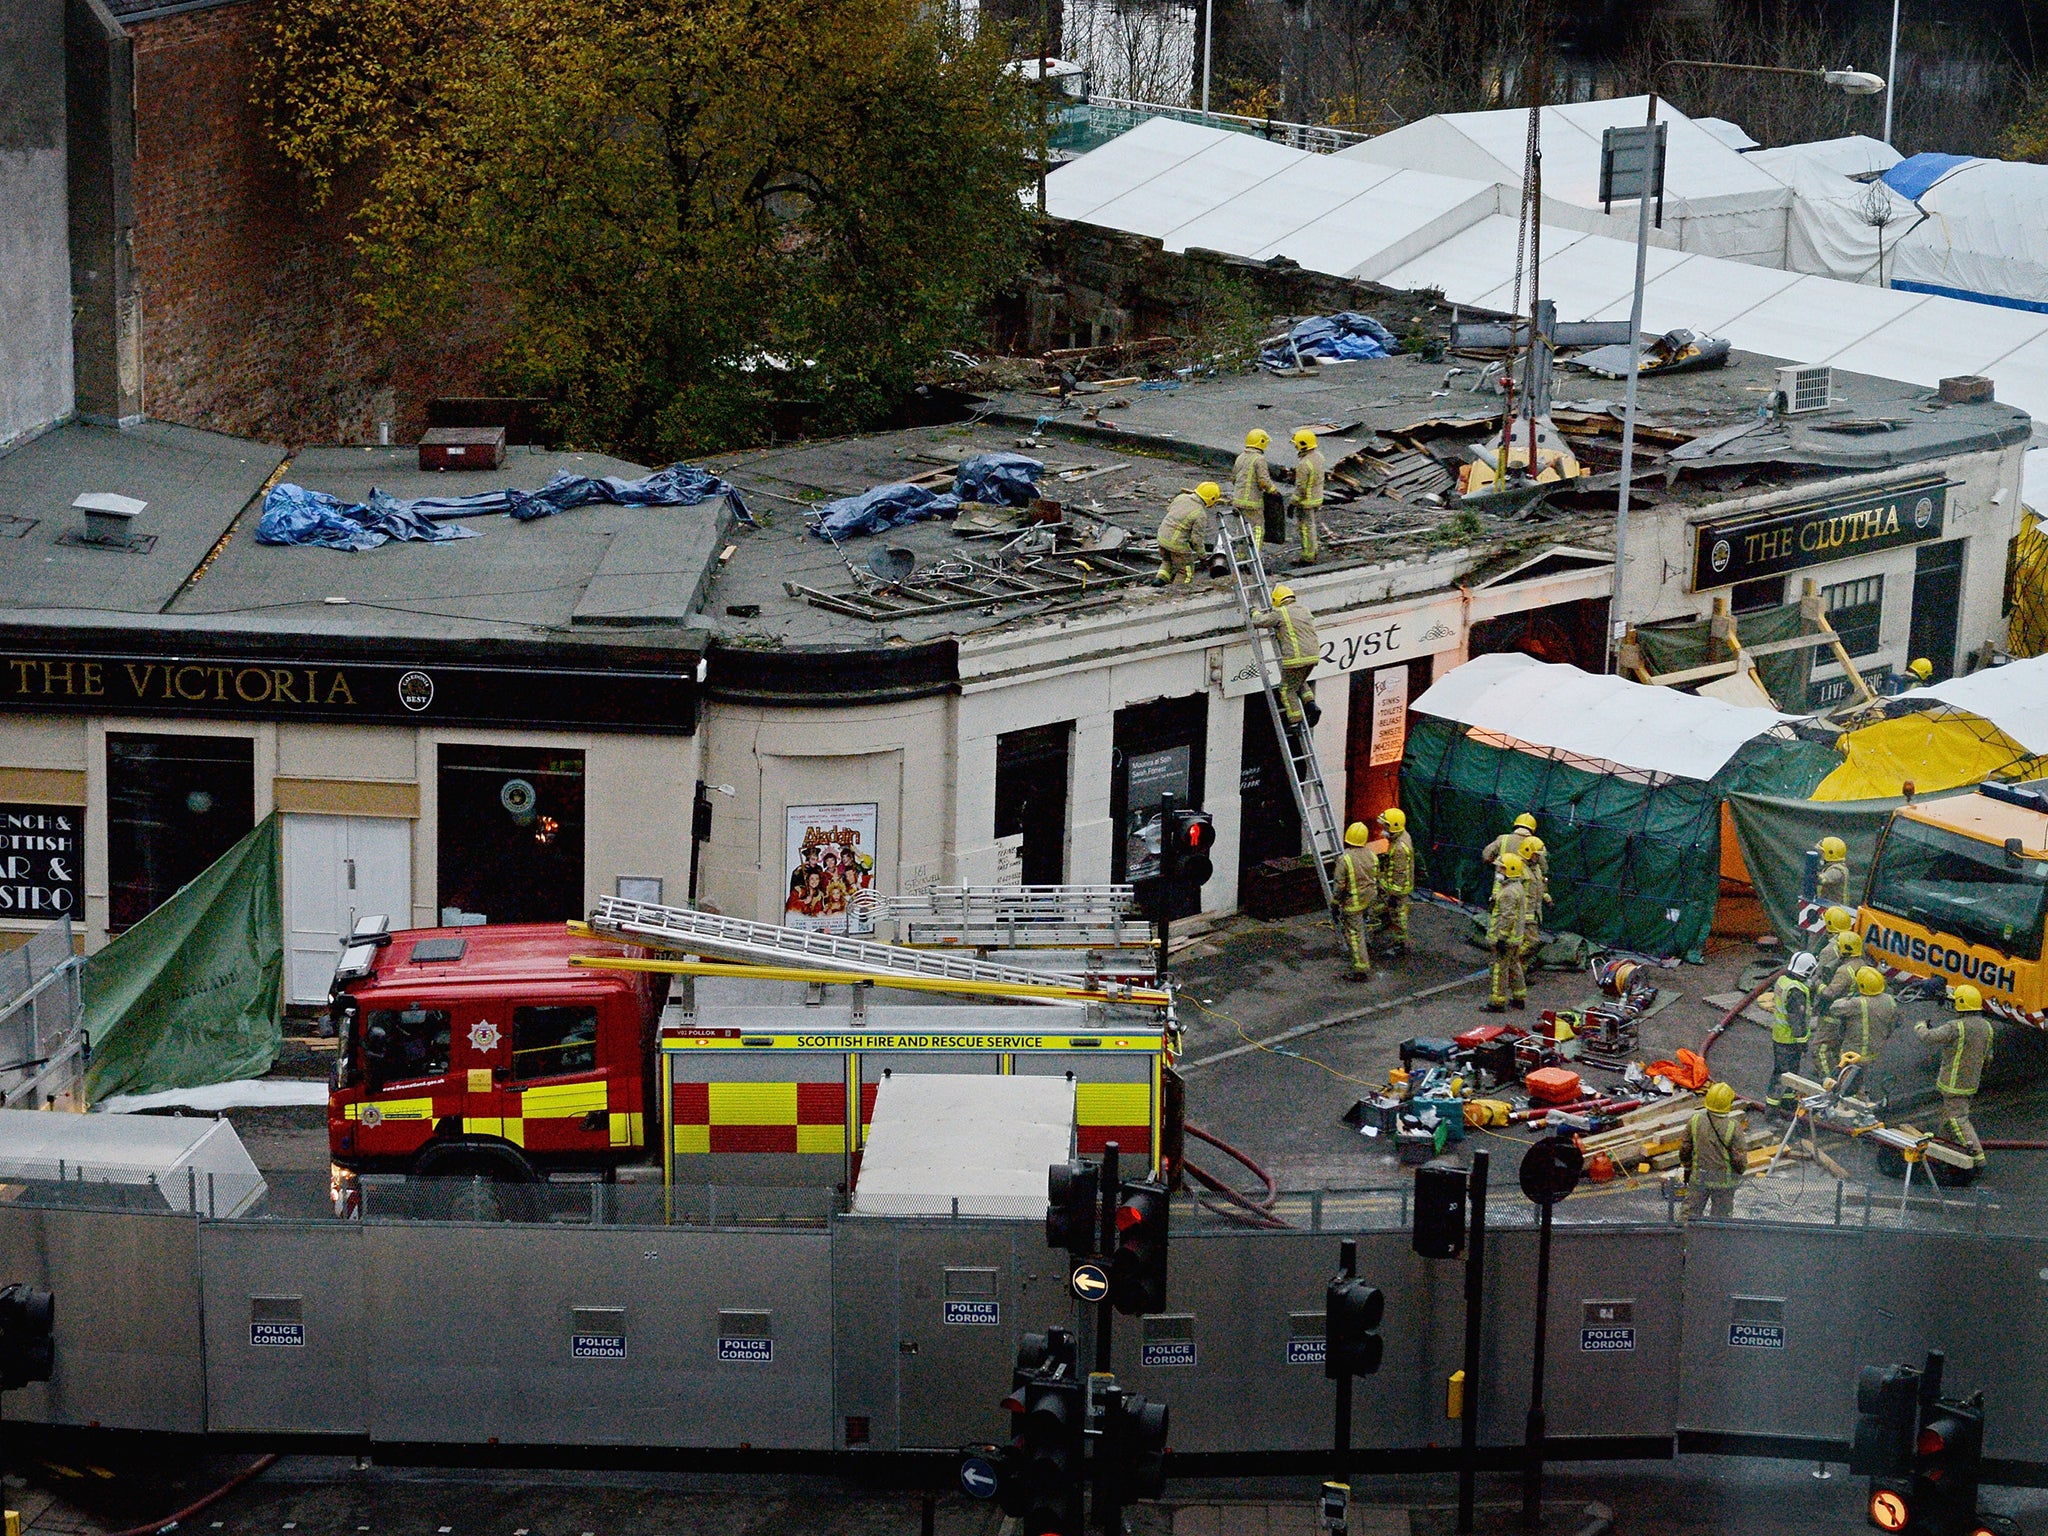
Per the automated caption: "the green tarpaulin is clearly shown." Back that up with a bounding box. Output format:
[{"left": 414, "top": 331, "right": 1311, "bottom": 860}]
[
  {"left": 82, "top": 814, "right": 283, "bottom": 1104},
  {"left": 1634, "top": 601, "right": 1814, "bottom": 711}
]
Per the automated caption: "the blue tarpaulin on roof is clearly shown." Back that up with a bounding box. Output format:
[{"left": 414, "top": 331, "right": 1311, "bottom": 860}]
[
  {"left": 954, "top": 453, "right": 1043, "bottom": 506},
  {"left": 256, "top": 463, "right": 752, "bottom": 550},
  {"left": 1883, "top": 152, "right": 1976, "bottom": 202},
  {"left": 810, "top": 484, "right": 961, "bottom": 541},
  {"left": 1260, "top": 312, "right": 1398, "bottom": 369}
]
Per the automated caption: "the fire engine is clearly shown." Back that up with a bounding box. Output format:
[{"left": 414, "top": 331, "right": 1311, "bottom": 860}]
[{"left": 328, "top": 898, "right": 1178, "bottom": 1217}]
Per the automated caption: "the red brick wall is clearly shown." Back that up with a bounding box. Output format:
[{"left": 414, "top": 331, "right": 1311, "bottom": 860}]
[{"left": 128, "top": 1, "right": 502, "bottom": 445}]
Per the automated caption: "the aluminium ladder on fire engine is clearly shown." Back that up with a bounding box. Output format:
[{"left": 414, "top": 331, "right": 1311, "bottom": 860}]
[
  {"left": 1213, "top": 506, "right": 1343, "bottom": 922},
  {"left": 586, "top": 896, "right": 1167, "bottom": 1004},
  {"left": 852, "top": 884, "right": 1147, "bottom": 950}
]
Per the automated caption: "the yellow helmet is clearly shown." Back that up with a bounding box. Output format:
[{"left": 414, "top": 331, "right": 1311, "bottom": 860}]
[
  {"left": 1837, "top": 931, "right": 1863, "bottom": 957},
  {"left": 1499, "top": 852, "right": 1527, "bottom": 879},
  {"left": 1908, "top": 657, "right": 1933, "bottom": 681},
  {"left": 1271, "top": 584, "right": 1296, "bottom": 605},
  {"left": 1819, "top": 837, "right": 1847, "bottom": 863},
  {"left": 1518, "top": 836, "right": 1545, "bottom": 859},
  {"left": 1705, "top": 1081, "right": 1736, "bottom": 1113},
  {"left": 1194, "top": 481, "right": 1222, "bottom": 506},
  {"left": 1245, "top": 428, "right": 1270, "bottom": 451},
  {"left": 1513, "top": 813, "right": 1538, "bottom": 833},
  {"left": 1823, "top": 905, "right": 1855, "bottom": 933},
  {"left": 1292, "top": 428, "right": 1317, "bottom": 452},
  {"left": 1378, "top": 807, "right": 1407, "bottom": 834},
  {"left": 1345, "top": 822, "right": 1370, "bottom": 847},
  {"left": 1952, "top": 983, "right": 1984, "bottom": 1013},
  {"left": 1856, "top": 966, "right": 1885, "bottom": 996}
]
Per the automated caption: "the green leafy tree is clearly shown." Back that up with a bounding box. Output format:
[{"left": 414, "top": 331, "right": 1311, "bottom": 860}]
[{"left": 256, "top": 0, "right": 1036, "bottom": 455}]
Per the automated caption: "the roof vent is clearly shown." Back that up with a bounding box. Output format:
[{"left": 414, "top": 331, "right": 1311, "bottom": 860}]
[
  {"left": 72, "top": 492, "right": 148, "bottom": 549},
  {"left": 1776, "top": 365, "right": 1833, "bottom": 415}
]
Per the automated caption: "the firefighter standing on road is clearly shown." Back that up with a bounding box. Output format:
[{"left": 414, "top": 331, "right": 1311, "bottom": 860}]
[
  {"left": 1482, "top": 851, "right": 1535, "bottom": 1013},
  {"left": 1679, "top": 1081, "right": 1745, "bottom": 1221},
  {"left": 1816, "top": 965, "right": 1896, "bottom": 1079},
  {"left": 1289, "top": 429, "right": 1326, "bottom": 564},
  {"left": 1154, "top": 482, "right": 1219, "bottom": 586},
  {"left": 1768, "top": 951, "right": 1818, "bottom": 1107},
  {"left": 1234, "top": 429, "right": 1284, "bottom": 548},
  {"left": 1482, "top": 813, "right": 1544, "bottom": 886},
  {"left": 1336, "top": 823, "right": 1378, "bottom": 982},
  {"left": 1812, "top": 836, "right": 1851, "bottom": 918},
  {"left": 1915, "top": 983, "right": 1993, "bottom": 1168},
  {"left": 1252, "top": 584, "right": 1321, "bottom": 726},
  {"left": 1372, "top": 807, "right": 1414, "bottom": 957},
  {"left": 1816, "top": 926, "right": 1865, "bottom": 1003}
]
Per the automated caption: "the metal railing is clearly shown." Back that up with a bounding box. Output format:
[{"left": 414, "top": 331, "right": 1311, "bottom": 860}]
[
  {"left": 1059, "top": 96, "right": 1373, "bottom": 157},
  {"left": 0, "top": 917, "right": 84, "bottom": 1111}
]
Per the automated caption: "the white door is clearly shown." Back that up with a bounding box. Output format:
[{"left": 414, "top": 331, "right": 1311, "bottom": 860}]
[{"left": 283, "top": 814, "right": 413, "bottom": 1005}]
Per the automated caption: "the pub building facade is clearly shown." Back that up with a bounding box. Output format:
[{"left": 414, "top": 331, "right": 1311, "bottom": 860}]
[{"left": 1616, "top": 442, "right": 2028, "bottom": 696}]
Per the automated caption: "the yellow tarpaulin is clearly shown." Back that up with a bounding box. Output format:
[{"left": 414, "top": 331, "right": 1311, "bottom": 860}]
[
  {"left": 1813, "top": 712, "right": 2043, "bottom": 801},
  {"left": 2011, "top": 510, "right": 2048, "bottom": 659}
]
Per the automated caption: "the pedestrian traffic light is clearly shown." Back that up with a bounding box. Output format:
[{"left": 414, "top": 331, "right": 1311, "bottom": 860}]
[
  {"left": 1911, "top": 1397, "right": 1984, "bottom": 1536},
  {"left": 997, "top": 1330, "right": 1083, "bottom": 1536},
  {"left": 1170, "top": 809, "right": 1217, "bottom": 889},
  {"left": 1045, "top": 1158, "right": 1099, "bottom": 1256},
  {"left": 0, "top": 1282, "right": 53, "bottom": 1391},
  {"left": 1412, "top": 1164, "right": 1468, "bottom": 1258},
  {"left": 1102, "top": 1387, "right": 1170, "bottom": 1502},
  {"left": 1852, "top": 1364, "right": 1922, "bottom": 1478},
  {"left": 1325, "top": 1275, "right": 1384, "bottom": 1380},
  {"left": 1109, "top": 1177, "right": 1169, "bottom": 1315}
]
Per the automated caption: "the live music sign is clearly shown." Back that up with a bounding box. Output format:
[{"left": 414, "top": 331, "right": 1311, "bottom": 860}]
[{"left": 1689, "top": 474, "right": 1950, "bottom": 592}]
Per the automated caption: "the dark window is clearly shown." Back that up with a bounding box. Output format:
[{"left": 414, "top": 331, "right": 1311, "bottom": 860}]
[
  {"left": 995, "top": 723, "right": 1071, "bottom": 885},
  {"left": 1731, "top": 576, "right": 1788, "bottom": 614},
  {"left": 362, "top": 1006, "right": 452, "bottom": 1082},
  {"left": 512, "top": 1005, "right": 599, "bottom": 1080},
  {"left": 436, "top": 746, "right": 585, "bottom": 924},
  {"left": 1822, "top": 575, "right": 1884, "bottom": 657},
  {"left": 106, "top": 733, "right": 255, "bottom": 931}
]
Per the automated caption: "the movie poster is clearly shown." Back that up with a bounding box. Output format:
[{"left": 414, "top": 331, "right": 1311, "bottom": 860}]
[{"left": 783, "top": 803, "right": 879, "bottom": 935}]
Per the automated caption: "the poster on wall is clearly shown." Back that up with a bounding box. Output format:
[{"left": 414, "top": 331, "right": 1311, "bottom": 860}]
[
  {"left": 784, "top": 803, "right": 879, "bottom": 935},
  {"left": 0, "top": 804, "right": 82, "bottom": 918},
  {"left": 1368, "top": 668, "right": 1409, "bottom": 768},
  {"left": 1122, "top": 745, "right": 1191, "bottom": 882}
]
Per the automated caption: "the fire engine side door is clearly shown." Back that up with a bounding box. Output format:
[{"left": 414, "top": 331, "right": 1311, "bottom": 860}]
[
  {"left": 447, "top": 994, "right": 517, "bottom": 1142},
  {"left": 502, "top": 997, "right": 613, "bottom": 1157}
]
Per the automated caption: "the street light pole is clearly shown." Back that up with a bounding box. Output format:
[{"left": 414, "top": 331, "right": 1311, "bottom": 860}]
[
  {"left": 1201, "top": 0, "right": 1213, "bottom": 115},
  {"left": 1884, "top": 0, "right": 1902, "bottom": 144}
]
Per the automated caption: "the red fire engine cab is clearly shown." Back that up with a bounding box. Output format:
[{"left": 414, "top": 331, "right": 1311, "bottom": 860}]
[{"left": 328, "top": 920, "right": 667, "bottom": 1192}]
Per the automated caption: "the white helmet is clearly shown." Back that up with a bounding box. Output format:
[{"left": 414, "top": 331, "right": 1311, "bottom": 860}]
[{"left": 1786, "top": 952, "right": 1818, "bottom": 981}]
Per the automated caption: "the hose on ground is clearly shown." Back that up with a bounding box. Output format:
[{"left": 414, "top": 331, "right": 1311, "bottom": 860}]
[
  {"left": 1701, "top": 967, "right": 1784, "bottom": 1060},
  {"left": 103, "top": 1453, "right": 278, "bottom": 1536},
  {"left": 1182, "top": 1121, "right": 1288, "bottom": 1228},
  {"left": 1185, "top": 1122, "right": 1277, "bottom": 1209}
]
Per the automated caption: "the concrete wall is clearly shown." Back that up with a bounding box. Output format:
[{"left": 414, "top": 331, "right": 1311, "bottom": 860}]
[
  {"left": 0, "top": 0, "right": 77, "bottom": 451},
  {"left": 66, "top": 0, "right": 138, "bottom": 424}
]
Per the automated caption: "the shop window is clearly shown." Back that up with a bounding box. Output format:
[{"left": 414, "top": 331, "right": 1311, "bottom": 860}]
[
  {"left": 1110, "top": 695, "right": 1207, "bottom": 904},
  {"left": 1731, "top": 576, "right": 1787, "bottom": 615},
  {"left": 1821, "top": 575, "right": 1884, "bottom": 658},
  {"left": 512, "top": 1004, "right": 598, "bottom": 1080},
  {"left": 106, "top": 733, "right": 255, "bottom": 932},
  {"left": 436, "top": 746, "right": 586, "bottom": 925},
  {"left": 995, "top": 723, "right": 1071, "bottom": 885}
]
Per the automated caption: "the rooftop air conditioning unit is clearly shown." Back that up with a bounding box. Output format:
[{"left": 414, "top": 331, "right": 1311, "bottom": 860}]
[{"left": 1777, "top": 364, "right": 1834, "bottom": 415}]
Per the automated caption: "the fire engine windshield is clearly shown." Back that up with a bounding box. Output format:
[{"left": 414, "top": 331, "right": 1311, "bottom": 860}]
[
  {"left": 362, "top": 1007, "right": 452, "bottom": 1084},
  {"left": 1867, "top": 818, "right": 2048, "bottom": 962}
]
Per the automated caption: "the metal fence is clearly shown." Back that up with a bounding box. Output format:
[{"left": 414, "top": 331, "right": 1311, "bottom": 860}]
[
  {"left": 0, "top": 917, "right": 83, "bottom": 1110},
  {"left": 1057, "top": 98, "right": 1371, "bottom": 158}
]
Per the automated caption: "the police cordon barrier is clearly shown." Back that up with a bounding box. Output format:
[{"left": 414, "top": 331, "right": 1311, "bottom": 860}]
[{"left": 6, "top": 1204, "right": 2048, "bottom": 1470}]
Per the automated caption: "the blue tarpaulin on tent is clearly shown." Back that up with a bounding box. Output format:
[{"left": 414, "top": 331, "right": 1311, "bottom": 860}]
[{"left": 1883, "top": 152, "right": 1975, "bottom": 202}]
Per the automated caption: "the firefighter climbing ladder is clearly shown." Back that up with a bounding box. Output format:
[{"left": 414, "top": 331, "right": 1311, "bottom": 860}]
[
  {"left": 1214, "top": 507, "right": 1343, "bottom": 920},
  {"left": 585, "top": 896, "right": 1169, "bottom": 1005}
]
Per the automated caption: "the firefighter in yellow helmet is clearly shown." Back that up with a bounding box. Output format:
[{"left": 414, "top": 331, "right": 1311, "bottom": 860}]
[
  {"left": 1812, "top": 836, "right": 1850, "bottom": 914},
  {"left": 1817, "top": 927, "right": 1865, "bottom": 1003},
  {"left": 1915, "top": 983, "right": 1993, "bottom": 1168},
  {"left": 1483, "top": 851, "right": 1536, "bottom": 1012},
  {"left": 1288, "top": 428, "right": 1326, "bottom": 564},
  {"left": 1371, "top": 806, "right": 1414, "bottom": 956},
  {"left": 1482, "top": 813, "right": 1545, "bottom": 895},
  {"left": 1817, "top": 964, "right": 1896, "bottom": 1079},
  {"left": 1234, "top": 429, "right": 1284, "bottom": 548},
  {"left": 1154, "top": 482, "right": 1220, "bottom": 586},
  {"left": 1679, "top": 1081, "right": 1745, "bottom": 1222},
  {"left": 1252, "top": 584, "right": 1321, "bottom": 726},
  {"left": 1905, "top": 657, "right": 1934, "bottom": 687},
  {"left": 1335, "top": 822, "right": 1378, "bottom": 981}
]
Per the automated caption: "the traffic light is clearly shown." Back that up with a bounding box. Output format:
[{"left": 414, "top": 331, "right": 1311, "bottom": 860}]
[
  {"left": 1046, "top": 1158, "right": 1100, "bottom": 1256},
  {"left": 1169, "top": 809, "right": 1217, "bottom": 889},
  {"left": 1412, "top": 1165, "right": 1468, "bottom": 1259},
  {"left": 1325, "top": 1275, "right": 1384, "bottom": 1380},
  {"left": 0, "top": 1283, "right": 53, "bottom": 1391},
  {"left": 1102, "top": 1387, "right": 1170, "bottom": 1503},
  {"left": 1910, "top": 1397, "right": 1984, "bottom": 1536},
  {"left": 1109, "top": 1177, "right": 1170, "bottom": 1315},
  {"left": 997, "top": 1330, "right": 1083, "bottom": 1536}
]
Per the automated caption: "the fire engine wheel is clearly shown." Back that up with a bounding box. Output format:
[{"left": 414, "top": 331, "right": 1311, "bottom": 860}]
[{"left": 412, "top": 1142, "right": 538, "bottom": 1222}]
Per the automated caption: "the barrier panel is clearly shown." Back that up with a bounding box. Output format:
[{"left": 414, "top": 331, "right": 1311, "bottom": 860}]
[{"left": 201, "top": 1220, "right": 368, "bottom": 1435}]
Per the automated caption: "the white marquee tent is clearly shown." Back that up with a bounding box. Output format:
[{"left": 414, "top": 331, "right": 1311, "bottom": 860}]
[{"left": 1044, "top": 117, "right": 2048, "bottom": 433}]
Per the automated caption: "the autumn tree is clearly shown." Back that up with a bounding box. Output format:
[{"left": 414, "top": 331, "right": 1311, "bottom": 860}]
[{"left": 255, "top": 0, "right": 1036, "bottom": 456}]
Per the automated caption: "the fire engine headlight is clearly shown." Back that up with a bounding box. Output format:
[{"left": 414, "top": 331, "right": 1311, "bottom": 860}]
[{"left": 330, "top": 1163, "right": 360, "bottom": 1219}]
